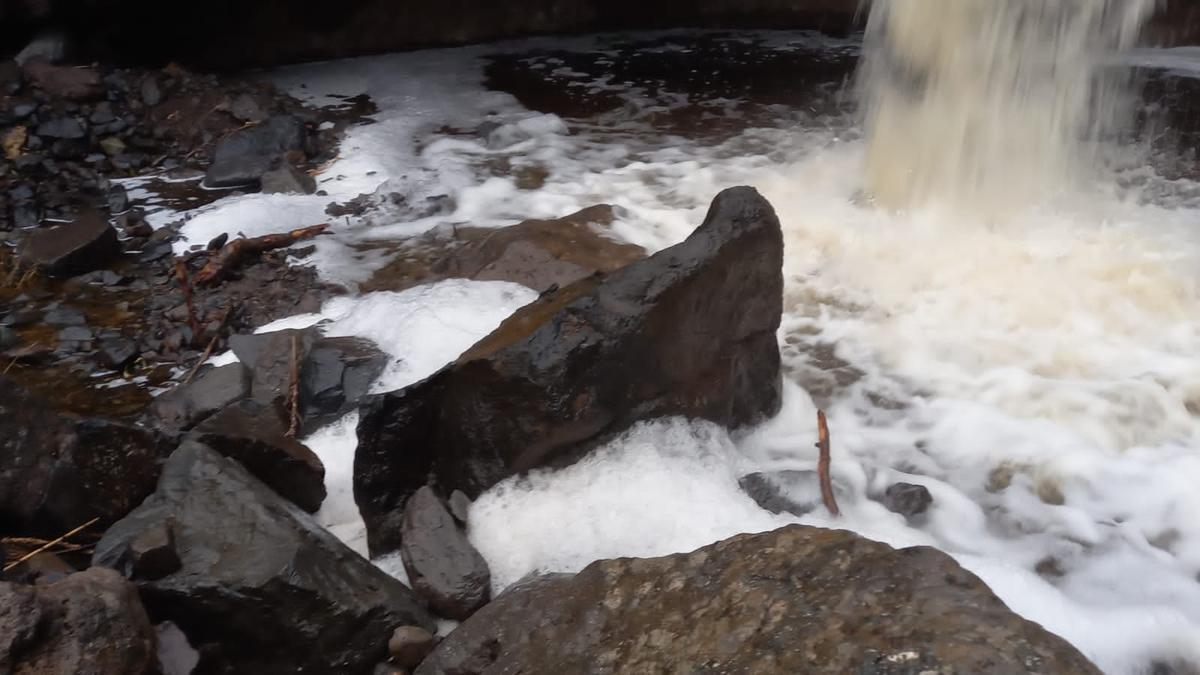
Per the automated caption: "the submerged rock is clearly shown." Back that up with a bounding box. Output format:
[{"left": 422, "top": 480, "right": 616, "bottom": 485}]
[
  {"left": 355, "top": 186, "right": 784, "bottom": 555},
  {"left": 203, "top": 115, "right": 308, "bottom": 188},
  {"left": 94, "top": 441, "right": 434, "bottom": 675},
  {"left": 19, "top": 210, "right": 120, "bottom": 277},
  {"left": 418, "top": 526, "right": 1100, "bottom": 674},
  {"left": 0, "top": 568, "right": 157, "bottom": 675},
  {"left": 0, "top": 377, "right": 168, "bottom": 536},
  {"left": 883, "top": 481, "right": 934, "bottom": 517},
  {"left": 739, "top": 470, "right": 824, "bottom": 517},
  {"left": 188, "top": 399, "right": 326, "bottom": 512},
  {"left": 400, "top": 486, "right": 491, "bottom": 620}
]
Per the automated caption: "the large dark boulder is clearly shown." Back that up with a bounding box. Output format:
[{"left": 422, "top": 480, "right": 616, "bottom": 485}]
[
  {"left": 355, "top": 186, "right": 783, "bottom": 556},
  {"left": 400, "top": 486, "right": 491, "bottom": 620},
  {"left": 19, "top": 210, "right": 120, "bottom": 277},
  {"left": 418, "top": 526, "right": 1100, "bottom": 675},
  {"left": 0, "top": 377, "right": 168, "bottom": 536},
  {"left": 93, "top": 441, "right": 435, "bottom": 675},
  {"left": 0, "top": 568, "right": 157, "bottom": 675}
]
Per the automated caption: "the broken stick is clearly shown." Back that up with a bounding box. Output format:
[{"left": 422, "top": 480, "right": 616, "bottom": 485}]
[
  {"left": 816, "top": 410, "right": 840, "bottom": 517},
  {"left": 3, "top": 517, "right": 100, "bottom": 572},
  {"left": 194, "top": 223, "right": 330, "bottom": 286}
]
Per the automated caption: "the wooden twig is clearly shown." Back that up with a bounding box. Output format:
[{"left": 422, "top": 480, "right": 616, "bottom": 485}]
[
  {"left": 194, "top": 224, "right": 329, "bottom": 286},
  {"left": 3, "top": 517, "right": 100, "bottom": 572},
  {"left": 816, "top": 410, "right": 840, "bottom": 517},
  {"left": 181, "top": 305, "right": 234, "bottom": 385},
  {"left": 285, "top": 334, "right": 301, "bottom": 438},
  {"left": 1, "top": 358, "right": 16, "bottom": 375},
  {"left": 174, "top": 260, "right": 203, "bottom": 346}
]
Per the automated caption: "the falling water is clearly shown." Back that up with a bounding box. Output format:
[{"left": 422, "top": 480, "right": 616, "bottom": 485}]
[{"left": 859, "top": 0, "right": 1156, "bottom": 211}]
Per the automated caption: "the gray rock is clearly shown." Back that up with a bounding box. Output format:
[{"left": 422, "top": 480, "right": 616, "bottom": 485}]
[
  {"left": 188, "top": 399, "right": 326, "bottom": 512},
  {"left": 260, "top": 163, "right": 317, "bottom": 194},
  {"left": 20, "top": 210, "right": 120, "bottom": 277},
  {"left": 147, "top": 362, "right": 251, "bottom": 432},
  {"left": 230, "top": 327, "right": 316, "bottom": 406},
  {"left": 400, "top": 486, "right": 491, "bottom": 620},
  {"left": 203, "top": 115, "right": 306, "bottom": 188},
  {"left": 0, "top": 326, "right": 19, "bottom": 351},
  {"left": 94, "top": 441, "right": 434, "bottom": 674},
  {"left": 36, "top": 116, "right": 86, "bottom": 139},
  {"left": 0, "top": 568, "right": 157, "bottom": 675},
  {"left": 883, "top": 482, "right": 934, "bottom": 517},
  {"left": 418, "top": 526, "right": 1101, "bottom": 675},
  {"left": 99, "top": 336, "right": 138, "bottom": 369},
  {"left": 447, "top": 490, "right": 471, "bottom": 525},
  {"left": 739, "top": 470, "right": 823, "bottom": 517},
  {"left": 301, "top": 336, "right": 388, "bottom": 430},
  {"left": 140, "top": 75, "right": 163, "bottom": 107},
  {"left": 43, "top": 306, "right": 86, "bottom": 325},
  {"left": 356, "top": 187, "right": 784, "bottom": 555}
]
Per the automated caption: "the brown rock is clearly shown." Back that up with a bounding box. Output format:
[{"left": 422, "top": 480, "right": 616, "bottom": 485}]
[
  {"left": 355, "top": 187, "right": 783, "bottom": 556},
  {"left": 388, "top": 625, "right": 436, "bottom": 670},
  {"left": 417, "top": 526, "right": 1101, "bottom": 675},
  {"left": 400, "top": 486, "right": 491, "bottom": 620},
  {"left": 19, "top": 210, "right": 121, "bottom": 278},
  {"left": 20, "top": 62, "right": 103, "bottom": 100}
]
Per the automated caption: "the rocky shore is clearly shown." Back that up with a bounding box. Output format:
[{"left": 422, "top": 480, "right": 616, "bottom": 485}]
[{"left": 9, "top": 19, "right": 1200, "bottom": 675}]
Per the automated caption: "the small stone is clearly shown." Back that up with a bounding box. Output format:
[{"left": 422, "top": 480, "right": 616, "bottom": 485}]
[
  {"left": 230, "top": 93, "right": 266, "bottom": 123},
  {"left": 35, "top": 117, "right": 86, "bottom": 140},
  {"left": 43, "top": 306, "right": 86, "bottom": 326},
  {"left": 260, "top": 163, "right": 316, "bottom": 195},
  {"left": 206, "top": 232, "right": 228, "bottom": 251},
  {"left": 388, "top": 625, "right": 435, "bottom": 669},
  {"left": 107, "top": 184, "right": 129, "bottom": 213},
  {"left": 882, "top": 483, "right": 933, "bottom": 517},
  {"left": 140, "top": 76, "right": 163, "bottom": 107},
  {"left": 99, "top": 337, "right": 138, "bottom": 369},
  {"left": 57, "top": 325, "right": 93, "bottom": 342},
  {"left": 99, "top": 136, "right": 126, "bottom": 157},
  {"left": 447, "top": 490, "right": 472, "bottom": 525},
  {"left": 128, "top": 522, "right": 182, "bottom": 580}
]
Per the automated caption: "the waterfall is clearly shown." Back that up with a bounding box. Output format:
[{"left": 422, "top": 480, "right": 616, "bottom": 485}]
[{"left": 858, "top": 0, "right": 1156, "bottom": 212}]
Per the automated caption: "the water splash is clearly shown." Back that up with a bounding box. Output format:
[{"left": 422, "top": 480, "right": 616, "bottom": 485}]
[{"left": 859, "top": 0, "right": 1156, "bottom": 212}]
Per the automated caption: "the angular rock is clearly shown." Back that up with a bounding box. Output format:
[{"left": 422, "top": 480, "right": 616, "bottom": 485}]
[
  {"left": 21, "top": 62, "right": 102, "bottom": 100},
  {"left": 94, "top": 441, "right": 435, "bottom": 675},
  {"left": 362, "top": 204, "right": 645, "bottom": 294},
  {"left": 188, "top": 399, "right": 326, "bottom": 512},
  {"left": 20, "top": 210, "right": 120, "bottom": 277},
  {"left": 883, "top": 482, "right": 934, "bottom": 517},
  {"left": 99, "top": 336, "right": 138, "bottom": 369},
  {"left": 203, "top": 115, "right": 306, "bottom": 188},
  {"left": 356, "top": 187, "right": 783, "bottom": 555},
  {"left": 230, "top": 327, "right": 316, "bottom": 406},
  {"left": 388, "top": 625, "right": 435, "bottom": 670},
  {"left": 260, "top": 163, "right": 317, "bottom": 194},
  {"left": 0, "top": 568, "right": 157, "bottom": 675},
  {"left": 146, "top": 362, "right": 251, "bottom": 432},
  {"left": 418, "top": 526, "right": 1100, "bottom": 675},
  {"left": 301, "top": 336, "right": 388, "bottom": 429},
  {"left": 447, "top": 490, "right": 471, "bottom": 525},
  {"left": 0, "top": 378, "right": 168, "bottom": 535},
  {"left": 400, "top": 486, "right": 491, "bottom": 620},
  {"left": 35, "top": 116, "right": 85, "bottom": 139}
]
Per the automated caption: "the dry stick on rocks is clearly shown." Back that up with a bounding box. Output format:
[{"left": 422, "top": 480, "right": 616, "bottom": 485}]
[
  {"left": 174, "top": 259, "right": 203, "bottom": 346},
  {"left": 181, "top": 305, "right": 236, "bottom": 385},
  {"left": 3, "top": 517, "right": 100, "bottom": 573},
  {"left": 816, "top": 410, "right": 840, "bottom": 517},
  {"left": 285, "top": 334, "right": 301, "bottom": 438},
  {"left": 194, "top": 223, "right": 330, "bottom": 286}
]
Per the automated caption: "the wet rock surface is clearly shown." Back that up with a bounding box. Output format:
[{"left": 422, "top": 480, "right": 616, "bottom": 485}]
[
  {"left": 418, "top": 526, "right": 1101, "bottom": 675},
  {"left": 146, "top": 362, "right": 251, "bottom": 431},
  {"left": 203, "top": 114, "right": 312, "bottom": 188},
  {"left": 0, "top": 567, "right": 157, "bottom": 675},
  {"left": 94, "top": 440, "right": 435, "bottom": 675},
  {"left": 355, "top": 186, "right": 784, "bottom": 555},
  {"left": 400, "top": 486, "right": 491, "bottom": 620},
  {"left": 19, "top": 210, "right": 120, "bottom": 277},
  {"left": 361, "top": 204, "right": 645, "bottom": 294},
  {"left": 739, "top": 470, "right": 824, "bottom": 517},
  {"left": 0, "top": 377, "right": 168, "bottom": 536},
  {"left": 882, "top": 482, "right": 934, "bottom": 518}
]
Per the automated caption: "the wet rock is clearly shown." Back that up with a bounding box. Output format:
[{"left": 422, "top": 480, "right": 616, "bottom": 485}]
[
  {"left": 356, "top": 187, "right": 783, "bottom": 555},
  {"left": 57, "top": 324, "right": 93, "bottom": 345},
  {"left": 362, "top": 204, "right": 645, "bottom": 294},
  {"left": 302, "top": 336, "right": 388, "bottom": 429},
  {"left": 0, "top": 378, "right": 168, "bottom": 535},
  {"left": 35, "top": 116, "right": 86, "bottom": 139},
  {"left": 21, "top": 62, "right": 103, "bottom": 100},
  {"left": 146, "top": 362, "right": 251, "bottom": 431},
  {"left": 108, "top": 184, "right": 130, "bottom": 213},
  {"left": 0, "top": 568, "right": 157, "bottom": 675},
  {"left": 260, "top": 162, "right": 317, "bottom": 194},
  {"left": 739, "top": 470, "right": 823, "bottom": 517},
  {"left": 20, "top": 210, "right": 120, "bottom": 277},
  {"left": 400, "top": 486, "right": 491, "bottom": 620},
  {"left": 188, "top": 399, "right": 326, "bottom": 512},
  {"left": 98, "top": 337, "right": 138, "bottom": 369},
  {"left": 418, "top": 526, "right": 1100, "bottom": 675},
  {"left": 883, "top": 482, "right": 934, "bottom": 517},
  {"left": 388, "top": 625, "right": 436, "bottom": 670},
  {"left": 44, "top": 306, "right": 86, "bottom": 325},
  {"left": 94, "top": 440, "right": 435, "bottom": 674},
  {"left": 230, "top": 327, "right": 316, "bottom": 406},
  {"left": 203, "top": 115, "right": 306, "bottom": 188},
  {"left": 447, "top": 490, "right": 471, "bottom": 525}
]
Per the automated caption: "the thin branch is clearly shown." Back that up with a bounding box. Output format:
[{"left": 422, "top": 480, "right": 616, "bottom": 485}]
[
  {"left": 286, "top": 334, "right": 301, "bottom": 438},
  {"left": 181, "top": 305, "right": 234, "bottom": 385},
  {"left": 174, "top": 260, "right": 203, "bottom": 347},
  {"left": 3, "top": 517, "right": 100, "bottom": 572},
  {"left": 816, "top": 410, "right": 840, "bottom": 517}
]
